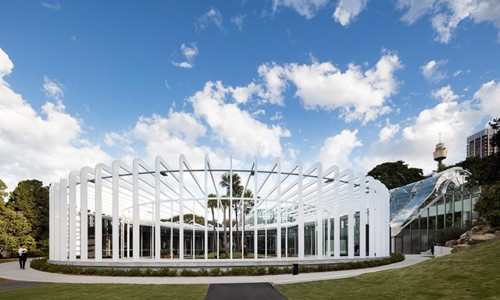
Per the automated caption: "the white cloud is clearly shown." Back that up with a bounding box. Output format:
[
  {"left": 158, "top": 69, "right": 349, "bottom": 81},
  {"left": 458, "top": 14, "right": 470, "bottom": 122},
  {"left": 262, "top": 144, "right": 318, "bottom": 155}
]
[
  {"left": 230, "top": 82, "right": 263, "bottom": 104},
  {"left": 196, "top": 7, "right": 223, "bottom": 31},
  {"left": 0, "top": 48, "right": 110, "bottom": 190},
  {"left": 189, "top": 81, "right": 291, "bottom": 158},
  {"left": 258, "top": 52, "right": 401, "bottom": 123},
  {"left": 316, "top": 129, "right": 363, "bottom": 170},
  {"left": 432, "top": 85, "right": 459, "bottom": 102},
  {"left": 378, "top": 119, "right": 400, "bottom": 142},
  {"left": 231, "top": 15, "right": 246, "bottom": 31},
  {"left": 474, "top": 80, "right": 500, "bottom": 118},
  {"left": 333, "top": 0, "right": 368, "bottom": 26},
  {"left": 43, "top": 76, "right": 65, "bottom": 101},
  {"left": 421, "top": 59, "right": 447, "bottom": 83},
  {"left": 258, "top": 63, "right": 287, "bottom": 106},
  {"left": 272, "top": 0, "right": 329, "bottom": 19},
  {"left": 41, "top": 2, "right": 61, "bottom": 10},
  {"left": 172, "top": 43, "right": 199, "bottom": 69},
  {"left": 357, "top": 85, "right": 483, "bottom": 174},
  {"left": 398, "top": 0, "right": 500, "bottom": 43}
]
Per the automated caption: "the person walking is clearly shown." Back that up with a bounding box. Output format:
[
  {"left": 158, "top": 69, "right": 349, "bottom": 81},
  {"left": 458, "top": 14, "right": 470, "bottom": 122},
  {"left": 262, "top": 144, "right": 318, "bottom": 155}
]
[{"left": 18, "top": 244, "right": 28, "bottom": 269}]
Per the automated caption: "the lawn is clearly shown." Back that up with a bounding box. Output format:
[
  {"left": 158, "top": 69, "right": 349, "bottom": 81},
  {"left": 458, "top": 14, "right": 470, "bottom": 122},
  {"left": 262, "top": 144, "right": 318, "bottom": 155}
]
[
  {"left": 0, "top": 283, "right": 208, "bottom": 300},
  {"left": 1, "top": 240, "right": 498, "bottom": 299},
  {"left": 277, "top": 239, "right": 500, "bottom": 300}
]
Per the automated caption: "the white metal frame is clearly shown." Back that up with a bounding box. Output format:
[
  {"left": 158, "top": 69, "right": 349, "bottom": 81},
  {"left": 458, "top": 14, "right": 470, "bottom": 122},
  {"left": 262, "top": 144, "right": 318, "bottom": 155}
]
[{"left": 49, "top": 155, "right": 390, "bottom": 265}]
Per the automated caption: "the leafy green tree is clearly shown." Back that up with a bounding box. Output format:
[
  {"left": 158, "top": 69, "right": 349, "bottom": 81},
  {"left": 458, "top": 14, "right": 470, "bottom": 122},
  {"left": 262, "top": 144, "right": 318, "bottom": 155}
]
[
  {"left": 7, "top": 180, "right": 49, "bottom": 254},
  {"left": 0, "top": 208, "right": 35, "bottom": 256},
  {"left": 0, "top": 179, "right": 7, "bottom": 203},
  {"left": 489, "top": 117, "right": 500, "bottom": 151},
  {"left": 475, "top": 182, "right": 500, "bottom": 227},
  {"left": 367, "top": 161, "right": 425, "bottom": 189},
  {"left": 0, "top": 179, "right": 36, "bottom": 256}
]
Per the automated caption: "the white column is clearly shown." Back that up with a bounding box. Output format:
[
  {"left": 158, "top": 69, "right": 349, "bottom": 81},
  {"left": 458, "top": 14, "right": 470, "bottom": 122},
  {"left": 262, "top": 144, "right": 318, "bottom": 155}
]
[
  {"left": 155, "top": 157, "right": 162, "bottom": 261},
  {"left": 298, "top": 162, "right": 304, "bottom": 259},
  {"left": 132, "top": 162, "right": 140, "bottom": 261},
  {"left": 316, "top": 164, "right": 324, "bottom": 258},
  {"left": 179, "top": 155, "right": 184, "bottom": 260},
  {"left": 347, "top": 170, "right": 354, "bottom": 258},
  {"left": 68, "top": 172, "right": 77, "bottom": 261},
  {"left": 253, "top": 159, "right": 258, "bottom": 260},
  {"left": 112, "top": 161, "right": 120, "bottom": 261},
  {"left": 80, "top": 168, "right": 92, "bottom": 261},
  {"left": 276, "top": 160, "right": 282, "bottom": 259},
  {"left": 95, "top": 164, "right": 107, "bottom": 261},
  {"left": 359, "top": 175, "right": 367, "bottom": 258},
  {"left": 49, "top": 184, "right": 55, "bottom": 260},
  {"left": 59, "top": 178, "right": 68, "bottom": 260},
  {"left": 333, "top": 169, "right": 340, "bottom": 258},
  {"left": 204, "top": 155, "right": 209, "bottom": 260}
]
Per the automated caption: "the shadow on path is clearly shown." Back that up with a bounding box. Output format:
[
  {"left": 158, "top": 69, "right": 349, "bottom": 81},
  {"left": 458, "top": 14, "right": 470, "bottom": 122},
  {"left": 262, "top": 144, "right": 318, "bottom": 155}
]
[
  {"left": 205, "top": 283, "right": 287, "bottom": 300},
  {"left": 0, "top": 280, "right": 52, "bottom": 291}
]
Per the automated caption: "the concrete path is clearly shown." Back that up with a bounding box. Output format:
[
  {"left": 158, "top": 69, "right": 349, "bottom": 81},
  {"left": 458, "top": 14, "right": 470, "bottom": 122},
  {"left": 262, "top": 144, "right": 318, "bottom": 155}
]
[{"left": 0, "top": 255, "right": 429, "bottom": 286}]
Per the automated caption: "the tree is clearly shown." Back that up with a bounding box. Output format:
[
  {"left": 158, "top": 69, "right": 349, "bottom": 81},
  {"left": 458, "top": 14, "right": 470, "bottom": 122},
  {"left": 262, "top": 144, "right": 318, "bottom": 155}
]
[
  {"left": 219, "top": 172, "right": 252, "bottom": 251},
  {"left": 207, "top": 194, "right": 219, "bottom": 252},
  {"left": 0, "top": 179, "right": 36, "bottom": 256},
  {"left": 489, "top": 117, "right": 500, "bottom": 151},
  {"left": 475, "top": 182, "right": 500, "bottom": 227},
  {"left": 0, "top": 207, "right": 35, "bottom": 256},
  {"left": 7, "top": 180, "right": 50, "bottom": 254},
  {"left": 367, "top": 161, "right": 425, "bottom": 189},
  {"left": 0, "top": 179, "right": 7, "bottom": 203}
]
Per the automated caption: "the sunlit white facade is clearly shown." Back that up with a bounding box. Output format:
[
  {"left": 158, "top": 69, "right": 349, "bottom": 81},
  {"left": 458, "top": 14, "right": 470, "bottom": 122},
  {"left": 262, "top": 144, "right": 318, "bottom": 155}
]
[{"left": 49, "top": 155, "right": 390, "bottom": 266}]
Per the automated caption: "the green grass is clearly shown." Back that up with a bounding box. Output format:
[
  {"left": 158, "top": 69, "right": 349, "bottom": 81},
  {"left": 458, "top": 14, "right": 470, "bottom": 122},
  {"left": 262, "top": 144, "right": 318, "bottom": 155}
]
[
  {"left": 277, "top": 239, "right": 500, "bottom": 300},
  {"left": 1, "top": 241, "right": 498, "bottom": 299},
  {"left": 0, "top": 284, "right": 208, "bottom": 300}
]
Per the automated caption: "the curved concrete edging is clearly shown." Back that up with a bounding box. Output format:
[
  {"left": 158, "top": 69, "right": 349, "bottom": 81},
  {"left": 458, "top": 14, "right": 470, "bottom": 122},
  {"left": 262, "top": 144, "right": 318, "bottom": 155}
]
[{"left": 0, "top": 255, "right": 430, "bottom": 285}]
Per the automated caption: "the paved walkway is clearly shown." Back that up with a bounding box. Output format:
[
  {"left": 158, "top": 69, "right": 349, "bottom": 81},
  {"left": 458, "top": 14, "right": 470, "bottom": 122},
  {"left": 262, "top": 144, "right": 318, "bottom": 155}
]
[{"left": 0, "top": 255, "right": 429, "bottom": 286}]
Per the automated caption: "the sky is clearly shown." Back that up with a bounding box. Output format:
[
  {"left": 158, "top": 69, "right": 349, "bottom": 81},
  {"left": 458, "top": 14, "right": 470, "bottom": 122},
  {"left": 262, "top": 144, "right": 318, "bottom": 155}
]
[{"left": 0, "top": 0, "right": 499, "bottom": 191}]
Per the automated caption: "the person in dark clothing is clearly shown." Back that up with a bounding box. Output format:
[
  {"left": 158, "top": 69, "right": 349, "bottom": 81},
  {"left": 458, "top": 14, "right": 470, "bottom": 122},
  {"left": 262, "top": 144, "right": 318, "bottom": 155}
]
[{"left": 18, "top": 244, "right": 28, "bottom": 269}]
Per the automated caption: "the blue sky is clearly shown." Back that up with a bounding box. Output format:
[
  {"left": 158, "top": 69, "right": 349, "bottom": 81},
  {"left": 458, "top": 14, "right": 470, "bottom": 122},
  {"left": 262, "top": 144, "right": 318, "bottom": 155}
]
[{"left": 1, "top": 0, "right": 499, "bottom": 190}]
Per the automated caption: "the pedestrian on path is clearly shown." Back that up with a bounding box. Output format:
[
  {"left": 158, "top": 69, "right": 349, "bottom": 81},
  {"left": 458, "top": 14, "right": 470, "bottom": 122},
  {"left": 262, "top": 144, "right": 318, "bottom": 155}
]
[{"left": 18, "top": 244, "right": 28, "bottom": 269}]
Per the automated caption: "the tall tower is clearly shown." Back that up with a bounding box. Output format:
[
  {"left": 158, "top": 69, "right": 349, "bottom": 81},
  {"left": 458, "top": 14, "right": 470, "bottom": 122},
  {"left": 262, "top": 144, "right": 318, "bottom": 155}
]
[{"left": 433, "top": 134, "right": 447, "bottom": 171}]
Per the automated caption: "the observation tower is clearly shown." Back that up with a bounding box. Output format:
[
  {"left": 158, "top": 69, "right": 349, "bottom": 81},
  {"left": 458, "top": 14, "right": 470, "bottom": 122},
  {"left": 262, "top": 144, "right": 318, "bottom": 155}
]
[{"left": 433, "top": 134, "right": 447, "bottom": 171}]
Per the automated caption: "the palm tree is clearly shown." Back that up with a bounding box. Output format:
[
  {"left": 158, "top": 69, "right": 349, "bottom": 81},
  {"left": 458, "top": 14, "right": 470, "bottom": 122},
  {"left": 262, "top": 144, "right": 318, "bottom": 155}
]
[
  {"left": 220, "top": 172, "right": 243, "bottom": 251},
  {"left": 240, "top": 189, "right": 254, "bottom": 253},
  {"left": 207, "top": 194, "right": 218, "bottom": 252}
]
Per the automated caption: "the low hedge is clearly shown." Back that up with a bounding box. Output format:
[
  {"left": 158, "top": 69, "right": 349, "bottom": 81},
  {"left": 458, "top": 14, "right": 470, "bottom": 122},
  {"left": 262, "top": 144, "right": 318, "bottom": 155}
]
[{"left": 30, "top": 252, "right": 405, "bottom": 277}]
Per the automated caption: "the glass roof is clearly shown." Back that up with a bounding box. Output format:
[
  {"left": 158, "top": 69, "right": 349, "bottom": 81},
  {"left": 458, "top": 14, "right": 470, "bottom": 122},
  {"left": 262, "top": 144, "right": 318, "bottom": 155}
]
[{"left": 389, "top": 167, "right": 468, "bottom": 236}]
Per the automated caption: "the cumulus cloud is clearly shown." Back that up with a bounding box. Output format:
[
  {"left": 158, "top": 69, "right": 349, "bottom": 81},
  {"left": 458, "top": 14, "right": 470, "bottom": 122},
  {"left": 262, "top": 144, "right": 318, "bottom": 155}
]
[
  {"left": 398, "top": 0, "right": 500, "bottom": 43},
  {"left": 357, "top": 85, "right": 483, "bottom": 173},
  {"left": 258, "top": 52, "right": 401, "bottom": 123},
  {"left": 230, "top": 82, "right": 263, "bottom": 104},
  {"left": 272, "top": 0, "right": 329, "bottom": 19},
  {"left": 432, "top": 85, "right": 459, "bottom": 102},
  {"left": 0, "top": 48, "right": 110, "bottom": 189},
  {"left": 474, "top": 80, "right": 500, "bottom": 118},
  {"left": 378, "top": 119, "right": 401, "bottom": 142},
  {"left": 316, "top": 129, "right": 363, "bottom": 170},
  {"left": 421, "top": 59, "right": 447, "bottom": 83},
  {"left": 172, "top": 43, "right": 199, "bottom": 69},
  {"left": 196, "top": 7, "right": 223, "bottom": 31},
  {"left": 189, "top": 81, "right": 291, "bottom": 158},
  {"left": 333, "top": 0, "right": 368, "bottom": 26}
]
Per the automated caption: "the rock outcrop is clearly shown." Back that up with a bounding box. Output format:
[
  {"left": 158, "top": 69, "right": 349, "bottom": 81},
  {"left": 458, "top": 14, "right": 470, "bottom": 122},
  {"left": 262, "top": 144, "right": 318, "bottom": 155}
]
[{"left": 447, "top": 225, "right": 500, "bottom": 253}]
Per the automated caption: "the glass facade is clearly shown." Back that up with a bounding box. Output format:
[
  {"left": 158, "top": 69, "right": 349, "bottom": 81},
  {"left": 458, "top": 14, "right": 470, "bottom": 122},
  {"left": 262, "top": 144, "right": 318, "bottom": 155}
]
[{"left": 390, "top": 167, "right": 480, "bottom": 254}]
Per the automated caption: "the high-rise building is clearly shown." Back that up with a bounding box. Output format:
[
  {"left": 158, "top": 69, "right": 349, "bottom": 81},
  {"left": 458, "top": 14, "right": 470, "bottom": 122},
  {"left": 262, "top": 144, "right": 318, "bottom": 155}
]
[{"left": 466, "top": 128, "right": 498, "bottom": 158}]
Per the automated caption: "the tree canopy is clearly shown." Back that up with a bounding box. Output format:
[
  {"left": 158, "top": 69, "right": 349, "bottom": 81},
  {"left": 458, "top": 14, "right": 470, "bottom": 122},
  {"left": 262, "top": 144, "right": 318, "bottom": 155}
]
[
  {"left": 367, "top": 161, "right": 425, "bottom": 190},
  {"left": 489, "top": 117, "right": 500, "bottom": 150},
  {"left": 7, "top": 179, "right": 50, "bottom": 254}
]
